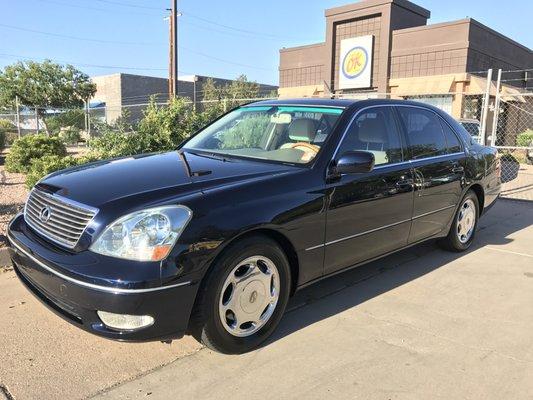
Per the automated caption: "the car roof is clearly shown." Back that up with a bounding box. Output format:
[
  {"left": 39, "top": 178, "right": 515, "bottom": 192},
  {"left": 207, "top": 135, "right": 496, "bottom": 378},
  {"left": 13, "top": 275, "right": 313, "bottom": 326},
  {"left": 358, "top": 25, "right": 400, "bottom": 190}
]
[
  {"left": 246, "top": 98, "right": 359, "bottom": 108},
  {"left": 245, "top": 98, "right": 455, "bottom": 112}
]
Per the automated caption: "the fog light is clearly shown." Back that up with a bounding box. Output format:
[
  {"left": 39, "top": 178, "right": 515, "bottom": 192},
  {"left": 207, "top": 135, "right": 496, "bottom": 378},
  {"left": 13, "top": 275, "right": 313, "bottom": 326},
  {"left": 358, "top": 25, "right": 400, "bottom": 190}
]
[{"left": 97, "top": 311, "right": 154, "bottom": 331}]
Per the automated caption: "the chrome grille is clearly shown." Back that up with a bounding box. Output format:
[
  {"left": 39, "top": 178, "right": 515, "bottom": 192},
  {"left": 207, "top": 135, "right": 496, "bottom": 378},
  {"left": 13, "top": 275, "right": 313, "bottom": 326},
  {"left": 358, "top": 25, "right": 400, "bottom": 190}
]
[{"left": 24, "top": 189, "right": 97, "bottom": 248}]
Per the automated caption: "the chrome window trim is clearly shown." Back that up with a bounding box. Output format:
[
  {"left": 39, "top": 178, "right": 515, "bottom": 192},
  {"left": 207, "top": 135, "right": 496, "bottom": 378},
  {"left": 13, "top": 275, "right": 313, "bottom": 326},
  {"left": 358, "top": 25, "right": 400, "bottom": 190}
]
[
  {"left": 23, "top": 189, "right": 99, "bottom": 250},
  {"left": 7, "top": 228, "right": 191, "bottom": 294},
  {"left": 330, "top": 103, "right": 468, "bottom": 175},
  {"left": 305, "top": 204, "right": 457, "bottom": 251}
]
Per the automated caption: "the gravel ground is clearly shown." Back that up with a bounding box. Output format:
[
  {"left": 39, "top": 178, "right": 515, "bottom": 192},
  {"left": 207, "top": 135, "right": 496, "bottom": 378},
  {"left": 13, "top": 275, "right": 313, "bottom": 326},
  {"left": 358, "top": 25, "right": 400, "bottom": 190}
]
[{"left": 0, "top": 157, "right": 28, "bottom": 249}]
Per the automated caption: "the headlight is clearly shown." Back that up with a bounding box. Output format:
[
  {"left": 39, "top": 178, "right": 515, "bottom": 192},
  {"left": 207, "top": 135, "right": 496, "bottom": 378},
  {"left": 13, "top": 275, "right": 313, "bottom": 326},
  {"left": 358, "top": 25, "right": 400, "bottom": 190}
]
[{"left": 90, "top": 205, "right": 192, "bottom": 261}]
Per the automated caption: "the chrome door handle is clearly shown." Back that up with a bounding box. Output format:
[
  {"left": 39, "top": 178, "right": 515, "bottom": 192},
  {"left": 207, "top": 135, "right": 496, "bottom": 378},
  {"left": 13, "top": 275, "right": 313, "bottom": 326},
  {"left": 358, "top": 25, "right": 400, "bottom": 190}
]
[
  {"left": 395, "top": 179, "right": 414, "bottom": 187},
  {"left": 452, "top": 166, "right": 464, "bottom": 173}
]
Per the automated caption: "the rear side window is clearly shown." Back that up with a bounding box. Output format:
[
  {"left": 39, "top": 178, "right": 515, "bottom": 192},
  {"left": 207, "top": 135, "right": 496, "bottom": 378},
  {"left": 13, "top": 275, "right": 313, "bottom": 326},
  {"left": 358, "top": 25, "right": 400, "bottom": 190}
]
[
  {"left": 337, "top": 106, "right": 403, "bottom": 166},
  {"left": 397, "top": 107, "right": 447, "bottom": 160},
  {"left": 439, "top": 119, "right": 462, "bottom": 153}
]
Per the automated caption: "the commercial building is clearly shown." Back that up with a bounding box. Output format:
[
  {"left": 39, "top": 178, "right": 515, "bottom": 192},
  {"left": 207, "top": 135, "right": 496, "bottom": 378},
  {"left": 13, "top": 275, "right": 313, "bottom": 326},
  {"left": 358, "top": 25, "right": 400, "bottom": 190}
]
[
  {"left": 91, "top": 73, "right": 277, "bottom": 123},
  {"left": 279, "top": 0, "right": 532, "bottom": 122}
]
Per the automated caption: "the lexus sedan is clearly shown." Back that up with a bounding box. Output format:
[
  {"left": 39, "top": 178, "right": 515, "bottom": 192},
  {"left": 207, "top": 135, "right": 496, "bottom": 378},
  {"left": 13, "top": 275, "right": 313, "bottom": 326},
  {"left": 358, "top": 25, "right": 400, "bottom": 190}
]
[{"left": 8, "top": 99, "right": 501, "bottom": 354}]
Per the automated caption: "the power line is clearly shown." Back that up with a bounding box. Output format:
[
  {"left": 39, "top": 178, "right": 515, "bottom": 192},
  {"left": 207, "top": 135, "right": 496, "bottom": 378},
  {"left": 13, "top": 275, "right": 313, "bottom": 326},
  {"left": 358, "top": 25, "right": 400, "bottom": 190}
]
[
  {"left": 181, "top": 11, "right": 312, "bottom": 41},
  {"left": 179, "top": 46, "right": 273, "bottom": 71},
  {"left": 0, "top": 52, "right": 172, "bottom": 72},
  {"left": 33, "top": 0, "right": 163, "bottom": 16},
  {"left": 89, "top": 0, "right": 164, "bottom": 10},
  {"left": 0, "top": 23, "right": 163, "bottom": 46},
  {"left": 0, "top": 23, "right": 276, "bottom": 72}
]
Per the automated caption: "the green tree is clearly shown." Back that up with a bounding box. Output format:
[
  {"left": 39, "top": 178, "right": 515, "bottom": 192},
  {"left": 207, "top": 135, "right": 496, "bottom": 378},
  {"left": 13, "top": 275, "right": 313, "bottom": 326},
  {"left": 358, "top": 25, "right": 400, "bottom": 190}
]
[
  {"left": 0, "top": 60, "right": 96, "bottom": 135},
  {"left": 202, "top": 75, "right": 262, "bottom": 112}
]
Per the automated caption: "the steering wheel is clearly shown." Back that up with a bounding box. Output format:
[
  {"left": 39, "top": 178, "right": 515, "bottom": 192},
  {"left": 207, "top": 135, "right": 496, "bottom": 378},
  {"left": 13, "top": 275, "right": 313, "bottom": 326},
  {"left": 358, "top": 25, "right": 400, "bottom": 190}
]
[{"left": 281, "top": 142, "right": 320, "bottom": 162}]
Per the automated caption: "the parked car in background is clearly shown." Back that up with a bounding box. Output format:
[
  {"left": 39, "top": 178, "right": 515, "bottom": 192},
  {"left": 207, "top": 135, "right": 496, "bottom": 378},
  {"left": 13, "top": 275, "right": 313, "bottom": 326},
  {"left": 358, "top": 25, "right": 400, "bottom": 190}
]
[
  {"left": 458, "top": 119, "right": 482, "bottom": 144},
  {"left": 8, "top": 99, "right": 501, "bottom": 354}
]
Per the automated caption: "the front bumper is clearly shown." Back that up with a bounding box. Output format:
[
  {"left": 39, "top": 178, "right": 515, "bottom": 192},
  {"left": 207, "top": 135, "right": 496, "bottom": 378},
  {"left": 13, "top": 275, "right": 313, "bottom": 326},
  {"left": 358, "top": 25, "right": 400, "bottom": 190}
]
[{"left": 7, "top": 214, "right": 200, "bottom": 342}]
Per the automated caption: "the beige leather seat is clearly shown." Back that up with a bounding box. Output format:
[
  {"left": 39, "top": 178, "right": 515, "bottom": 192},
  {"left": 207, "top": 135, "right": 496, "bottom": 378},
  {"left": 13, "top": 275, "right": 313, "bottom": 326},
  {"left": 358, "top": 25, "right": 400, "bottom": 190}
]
[{"left": 284, "top": 118, "right": 318, "bottom": 143}]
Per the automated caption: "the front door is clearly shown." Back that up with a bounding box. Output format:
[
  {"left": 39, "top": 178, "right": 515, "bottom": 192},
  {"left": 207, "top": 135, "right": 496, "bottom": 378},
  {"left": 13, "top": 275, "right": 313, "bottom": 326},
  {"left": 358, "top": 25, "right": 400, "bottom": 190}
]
[
  {"left": 396, "top": 106, "right": 466, "bottom": 243},
  {"left": 324, "top": 106, "right": 414, "bottom": 275}
]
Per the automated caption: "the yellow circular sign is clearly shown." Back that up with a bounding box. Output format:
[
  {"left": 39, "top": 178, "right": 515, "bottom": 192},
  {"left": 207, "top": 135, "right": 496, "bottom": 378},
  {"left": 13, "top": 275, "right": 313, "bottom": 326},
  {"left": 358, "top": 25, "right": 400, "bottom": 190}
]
[{"left": 342, "top": 47, "right": 369, "bottom": 79}]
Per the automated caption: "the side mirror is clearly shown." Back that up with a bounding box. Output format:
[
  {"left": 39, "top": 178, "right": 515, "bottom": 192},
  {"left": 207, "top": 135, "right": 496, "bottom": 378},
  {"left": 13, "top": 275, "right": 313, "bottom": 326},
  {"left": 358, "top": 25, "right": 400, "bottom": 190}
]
[{"left": 335, "top": 151, "right": 375, "bottom": 175}]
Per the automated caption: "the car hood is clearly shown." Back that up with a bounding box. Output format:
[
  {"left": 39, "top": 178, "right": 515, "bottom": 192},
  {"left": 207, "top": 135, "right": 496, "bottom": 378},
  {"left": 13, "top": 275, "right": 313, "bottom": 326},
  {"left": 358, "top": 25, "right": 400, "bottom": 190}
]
[{"left": 39, "top": 150, "right": 297, "bottom": 208}]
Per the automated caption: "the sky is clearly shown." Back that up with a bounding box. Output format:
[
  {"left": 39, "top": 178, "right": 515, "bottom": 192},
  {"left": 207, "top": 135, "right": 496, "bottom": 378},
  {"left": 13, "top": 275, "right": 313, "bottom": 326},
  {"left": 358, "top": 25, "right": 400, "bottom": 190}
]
[{"left": 1, "top": 0, "right": 532, "bottom": 86}]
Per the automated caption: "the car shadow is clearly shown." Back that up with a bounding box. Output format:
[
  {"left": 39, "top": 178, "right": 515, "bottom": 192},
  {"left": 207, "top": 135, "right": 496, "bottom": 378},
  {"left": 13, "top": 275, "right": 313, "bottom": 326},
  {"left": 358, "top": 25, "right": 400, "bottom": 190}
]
[{"left": 263, "top": 199, "right": 533, "bottom": 348}]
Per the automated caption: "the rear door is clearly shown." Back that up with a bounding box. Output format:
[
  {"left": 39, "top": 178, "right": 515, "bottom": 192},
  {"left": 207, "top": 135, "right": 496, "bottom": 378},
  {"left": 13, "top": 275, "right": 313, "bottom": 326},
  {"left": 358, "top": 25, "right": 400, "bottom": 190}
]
[
  {"left": 323, "top": 106, "right": 414, "bottom": 275},
  {"left": 396, "top": 106, "right": 466, "bottom": 243}
]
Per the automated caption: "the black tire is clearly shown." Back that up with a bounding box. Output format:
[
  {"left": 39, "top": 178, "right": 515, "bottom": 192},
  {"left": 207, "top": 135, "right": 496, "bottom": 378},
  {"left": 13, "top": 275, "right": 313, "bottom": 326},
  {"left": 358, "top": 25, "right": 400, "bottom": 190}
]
[
  {"left": 190, "top": 235, "right": 291, "bottom": 354},
  {"left": 439, "top": 190, "right": 479, "bottom": 252}
]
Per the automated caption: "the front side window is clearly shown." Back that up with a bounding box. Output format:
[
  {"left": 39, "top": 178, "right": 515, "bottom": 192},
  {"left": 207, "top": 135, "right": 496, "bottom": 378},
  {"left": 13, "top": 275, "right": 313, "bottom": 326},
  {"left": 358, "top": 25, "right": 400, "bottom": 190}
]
[
  {"left": 184, "top": 105, "right": 344, "bottom": 164},
  {"left": 337, "top": 107, "right": 403, "bottom": 166},
  {"left": 397, "top": 107, "right": 447, "bottom": 160}
]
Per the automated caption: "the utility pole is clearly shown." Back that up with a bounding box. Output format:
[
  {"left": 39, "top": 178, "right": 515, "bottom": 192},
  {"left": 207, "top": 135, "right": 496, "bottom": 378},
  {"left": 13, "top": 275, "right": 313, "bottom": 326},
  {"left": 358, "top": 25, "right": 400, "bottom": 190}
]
[{"left": 168, "top": 0, "right": 179, "bottom": 98}]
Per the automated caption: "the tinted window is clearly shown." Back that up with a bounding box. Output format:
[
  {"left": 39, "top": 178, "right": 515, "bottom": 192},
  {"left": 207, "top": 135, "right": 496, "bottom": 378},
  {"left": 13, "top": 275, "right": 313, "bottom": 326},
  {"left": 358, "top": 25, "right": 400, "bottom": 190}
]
[
  {"left": 398, "top": 107, "right": 447, "bottom": 160},
  {"left": 439, "top": 119, "right": 462, "bottom": 153},
  {"left": 337, "top": 107, "right": 403, "bottom": 166}
]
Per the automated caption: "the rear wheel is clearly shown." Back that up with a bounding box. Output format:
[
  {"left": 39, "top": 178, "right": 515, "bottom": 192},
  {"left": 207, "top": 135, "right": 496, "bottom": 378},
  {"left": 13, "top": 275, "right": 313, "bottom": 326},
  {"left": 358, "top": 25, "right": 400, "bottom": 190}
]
[
  {"left": 439, "top": 190, "right": 479, "bottom": 252},
  {"left": 190, "top": 235, "right": 291, "bottom": 354}
]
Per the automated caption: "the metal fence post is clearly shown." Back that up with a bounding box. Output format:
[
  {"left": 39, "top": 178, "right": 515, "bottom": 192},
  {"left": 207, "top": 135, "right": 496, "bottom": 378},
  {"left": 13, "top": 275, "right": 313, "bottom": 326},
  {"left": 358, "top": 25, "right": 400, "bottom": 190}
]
[
  {"left": 490, "top": 69, "right": 502, "bottom": 147},
  {"left": 480, "top": 68, "right": 493, "bottom": 146},
  {"left": 15, "top": 95, "right": 21, "bottom": 138}
]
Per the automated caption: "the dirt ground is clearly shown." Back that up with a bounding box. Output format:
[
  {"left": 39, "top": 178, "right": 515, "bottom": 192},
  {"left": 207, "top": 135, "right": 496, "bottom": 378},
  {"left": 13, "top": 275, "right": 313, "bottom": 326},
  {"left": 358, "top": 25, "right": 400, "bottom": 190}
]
[{"left": 0, "top": 162, "right": 27, "bottom": 249}]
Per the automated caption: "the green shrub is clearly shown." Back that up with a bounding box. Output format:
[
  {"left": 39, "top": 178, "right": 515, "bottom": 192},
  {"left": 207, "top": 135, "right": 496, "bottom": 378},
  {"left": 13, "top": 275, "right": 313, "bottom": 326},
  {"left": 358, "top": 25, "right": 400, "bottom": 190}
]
[
  {"left": 45, "top": 110, "right": 86, "bottom": 135},
  {"left": 5, "top": 134, "right": 67, "bottom": 173},
  {"left": 26, "top": 155, "right": 78, "bottom": 188},
  {"left": 89, "top": 97, "right": 216, "bottom": 158},
  {"left": 59, "top": 127, "right": 81, "bottom": 144},
  {"left": 516, "top": 129, "right": 533, "bottom": 147},
  {"left": 25, "top": 153, "right": 100, "bottom": 188},
  {"left": 0, "top": 119, "right": 15, "bottom": 150}
]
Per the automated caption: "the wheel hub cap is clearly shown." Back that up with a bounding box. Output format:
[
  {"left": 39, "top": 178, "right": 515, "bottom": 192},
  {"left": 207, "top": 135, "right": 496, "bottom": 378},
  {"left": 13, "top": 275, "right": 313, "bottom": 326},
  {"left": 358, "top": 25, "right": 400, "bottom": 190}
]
[
  {"left": 457, "top": 199, "right": 476, "bottom": 244},
  {"left": 219, "top": 256, "right": 280, "bottom": 337}
]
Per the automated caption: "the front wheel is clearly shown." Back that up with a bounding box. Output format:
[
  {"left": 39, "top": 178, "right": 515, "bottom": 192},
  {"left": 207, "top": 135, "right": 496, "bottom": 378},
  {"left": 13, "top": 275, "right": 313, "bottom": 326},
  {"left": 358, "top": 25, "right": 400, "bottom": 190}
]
[
  {"left": 190, "top": 235, "right": 291, "bottom": 354},
  {"left": 439, "top": 190, "right": 479, "bottom": 252}
]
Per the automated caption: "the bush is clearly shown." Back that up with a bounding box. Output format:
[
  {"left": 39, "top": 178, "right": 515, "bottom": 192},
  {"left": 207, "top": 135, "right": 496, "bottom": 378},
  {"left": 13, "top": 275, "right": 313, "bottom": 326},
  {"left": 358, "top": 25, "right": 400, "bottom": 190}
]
[
  {"left": 0, "top": 119, "right": 16, "bottom": 150},
  {"left": 59, "top": 127, "right": 81, "bottom": 144},
  {"left": 516, "top": 129, "right": 533, "bottom": 147},
  {"left": 26, "top": 155, "right": 78, "bottom": 188},
  {"left": 89, "top": 97, "right": 217, "bottom": 158},
  {"left": 25, "top": 153, "right": 100, "bottom": 188},
  {"left": 5, "top": 134, "right": 67, "bottom": 173},
  {"left": 45, "top": 109, "right": 86, "bottom": 135}
]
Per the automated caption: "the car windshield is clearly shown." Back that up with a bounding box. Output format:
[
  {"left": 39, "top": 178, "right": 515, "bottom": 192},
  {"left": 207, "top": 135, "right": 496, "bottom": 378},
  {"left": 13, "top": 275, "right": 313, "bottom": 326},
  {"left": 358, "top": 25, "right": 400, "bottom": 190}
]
[{"left": 183, "top": 105, "right": 344, "bottom": 164}]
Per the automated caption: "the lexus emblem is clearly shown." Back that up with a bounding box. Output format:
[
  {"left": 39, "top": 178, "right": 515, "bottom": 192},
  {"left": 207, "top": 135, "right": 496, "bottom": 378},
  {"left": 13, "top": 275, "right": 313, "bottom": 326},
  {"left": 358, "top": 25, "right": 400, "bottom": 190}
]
[{"left": 38, "top": 206, "right": 52, "bottom": 223}]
